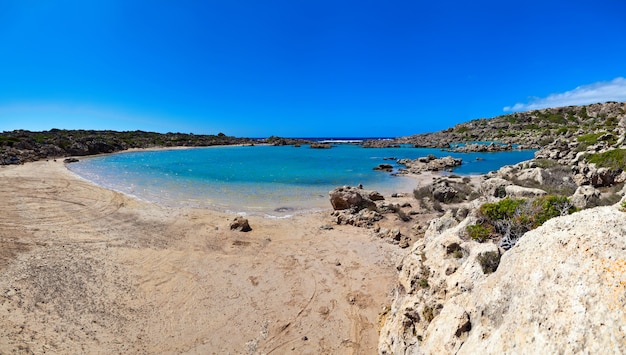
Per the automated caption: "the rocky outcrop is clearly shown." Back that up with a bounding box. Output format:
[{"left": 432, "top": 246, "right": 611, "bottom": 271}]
[
  {"left": 572, "top": 163, "right": 623, "bottom": 188},
  {"left": 310, "top": 142, "right": 332, "bottom": 149},
  {"left": 362, "top": 140, "right": 401, "bottom": 148},
  {"left": 480, "top": 177, "right": 511, "bottom": 198},
  {"left": 379, "top": 204, "right": 626, "bottom": 354},
  {"left": 570, "top": 185, "right": 601, "bottom": 209},
  {"left": 397, "top": 102, "right": 626, "bottom": 149},
  {"left": 503, "top": 184, "right": 547, "bottom": 198},
  {"left": 397, "top": 155, "right": 462, "bottom": 174},
  {"left": 328, "top": 186, "right": 379, "bottom": 211},
  {"left": 448, "top": 142, "right": 512, "bottom": 153},
  {"left": 374, "top": 164, "right": 394, "bottom": 172},
  {"left": 430, "top": 180, "right": 459, "bottom": 203}
]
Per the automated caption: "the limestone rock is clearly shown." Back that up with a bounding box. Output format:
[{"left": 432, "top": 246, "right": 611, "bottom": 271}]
[
  {"left": 516, "top": 167, "right": 548, "bottom": 185},
  {"left": 379, "top": 205, "right": 626, "bottom": 354},
  {"left": 570, "top": 185, "right": 601, "bottom": 209},
  {"left": 480, "top": 178, "right": 512, "bottom": 198},
  {"left": 328, "top": 186, "right": 376, "bottom": 211},
  {"left": 430, "top": 180, "right": 458, "bottom": 203},
  {"left": 504, "top": 184, "right": 547, "bottom": 198},
  {"left": 397, "top": 156, "right": 462, "bottom": 174}
]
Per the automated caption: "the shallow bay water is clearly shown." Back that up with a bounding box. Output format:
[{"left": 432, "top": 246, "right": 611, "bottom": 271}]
[{"left": 68, "top": 144, "right": 535, "bottom": 216}]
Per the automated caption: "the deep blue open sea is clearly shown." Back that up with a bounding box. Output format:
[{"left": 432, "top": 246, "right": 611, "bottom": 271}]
[{"left": 68, "top": 143, "right": 535, "bottom": 216}]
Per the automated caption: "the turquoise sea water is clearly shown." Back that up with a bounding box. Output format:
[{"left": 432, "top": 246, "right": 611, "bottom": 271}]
[{"left": 68, "top": 144, "right": 535, "bottom": 216}]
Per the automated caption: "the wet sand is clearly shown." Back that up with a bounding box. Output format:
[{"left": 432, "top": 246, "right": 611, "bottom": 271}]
[{"left": 0, "top": 160, "right": 415, "bottom": 354}]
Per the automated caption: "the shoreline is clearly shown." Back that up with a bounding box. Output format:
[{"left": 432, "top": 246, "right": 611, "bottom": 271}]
[
  {"left": 64, "top": 145, "right": 442, "bottom": 218},
  {"left": 0, "top": 160, "right": 407, "bottom": 353}
]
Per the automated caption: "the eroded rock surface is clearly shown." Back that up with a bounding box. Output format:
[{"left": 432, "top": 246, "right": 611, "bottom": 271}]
[{"left": 379, "top": 204, "right": 626, "bottom": 354}]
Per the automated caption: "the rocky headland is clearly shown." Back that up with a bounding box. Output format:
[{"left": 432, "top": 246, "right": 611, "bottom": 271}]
[
  {"left": 364, "top": 101, "right": 626, "bottom": 151},
  {"left": 324, "top": 101, "right": 626, "bottom": 353}
]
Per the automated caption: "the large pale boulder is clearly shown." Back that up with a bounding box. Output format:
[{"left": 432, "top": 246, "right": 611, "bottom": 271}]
[
  {"left": 516, "top": 167, "right": 548, "bottom": 185},
  {"left": 379, "top": 205, "right": 626, "bottom": 354},
  {"left": 504, "top": 184, "right": 547, "bottom": 198},
  {"left": 480, "top": 177, "right": 512, "bottom": 198},
  {"left": 570, "top": 185, "right": 601, "bottom": 209}
]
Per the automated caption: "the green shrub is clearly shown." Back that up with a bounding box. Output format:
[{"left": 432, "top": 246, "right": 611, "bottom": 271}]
[
  {"left": 531, "top": 195, "right": 577, "bottom": 227},
  {"left": 479, "top": 198, "right": 524, "bottom": 220},
  {"left": 577, "top": 132, "right": 604, "bottom": 145},
  {"left": 533, "top": 159, "right": 559, "bottom": 169},
  {"left": 0, "top": 136, "right": 20, "bottom": 146},
  {"left": 466, "top": 223, "right": 493, "bottom": 242},
  {"left": 587, "top": 149, "right": 626, "bottom": 171},
  {"left": 472, "top": 195, "right": 576, "bottom": 249}
]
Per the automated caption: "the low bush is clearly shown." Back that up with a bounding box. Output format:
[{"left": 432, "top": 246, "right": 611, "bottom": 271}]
[
  {"left": 413, "top": 186, "right": 431, "bottom": 200},
  {"left": 533, "top": 159, "right": 559, "bottom": 169},
  {"left": 466, "top": 224, "right": 493, "bottom": 242},
  {"left": 479, "top": 198, "right": 524, "bottom": 220},
  {"left": 531, "top": 195, "right": 576, "bottom": 227},
  {"left": 587, "top": 149, "right": 626, "bottom": 171},
  {"left": 467, "top": 195, "right": 577, "bottom": 249}
]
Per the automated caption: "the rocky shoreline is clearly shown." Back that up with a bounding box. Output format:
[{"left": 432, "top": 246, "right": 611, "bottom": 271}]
[
  {"left": 320, "top": 102, "right": 626, "bottom": 353},
  {"left": 2, "top": 101, "right": 625, "bottom": 353},
  {"left": 323, "top": 102, "right": 626, "bottom": 353}
]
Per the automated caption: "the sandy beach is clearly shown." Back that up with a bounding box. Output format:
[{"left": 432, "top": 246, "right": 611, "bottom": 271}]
[{"left": 0, "top": 160, "right": 418, "bottom": 354}]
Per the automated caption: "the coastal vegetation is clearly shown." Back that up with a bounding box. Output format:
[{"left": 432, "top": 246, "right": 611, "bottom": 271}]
[
  {"left": 466, "top": 195, "right": 577, "bottom": 246},
  {"left": 586, "top": 148, "right": 626, "bottom": 170},
  {"left": 390, "top": 101, "right": 625, "bottom": 150},
  {"left": 0, "top": 129, "right": 255, "bottom": 164}
]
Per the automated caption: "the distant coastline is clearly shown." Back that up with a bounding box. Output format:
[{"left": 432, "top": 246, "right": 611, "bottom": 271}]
[{"left": 2, "top": 101, "right": 624, "bottom": 166}]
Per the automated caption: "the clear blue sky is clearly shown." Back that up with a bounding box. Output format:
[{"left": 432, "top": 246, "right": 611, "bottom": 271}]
[{"left": 1, "top": 0, "right": 625, "bottom": 137}]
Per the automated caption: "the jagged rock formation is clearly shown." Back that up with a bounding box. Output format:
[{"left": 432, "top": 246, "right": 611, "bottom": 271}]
[
  {"left": 379, "top": 203, "right": 626, "bottom": 354},
  {"left": 378, "top": 102, "right": 626, "bottom": 353}
]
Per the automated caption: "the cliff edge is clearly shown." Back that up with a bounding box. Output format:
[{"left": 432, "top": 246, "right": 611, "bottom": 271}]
[{"left": 379, "top": 202, "right": 626, "bottom": 354}]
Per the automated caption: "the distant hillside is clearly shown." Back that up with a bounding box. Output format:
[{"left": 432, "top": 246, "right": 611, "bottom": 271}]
[
  {"left": 0, "top": 129, "right": 253, "bottom": 164},
  {"left": 395, "top": 101, "right": 626, "bottom": 149}
]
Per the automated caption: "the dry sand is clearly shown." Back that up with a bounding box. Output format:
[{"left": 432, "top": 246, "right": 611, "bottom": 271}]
[{"left": 0, "top": 160, "right": 418, "bottom": 354}]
